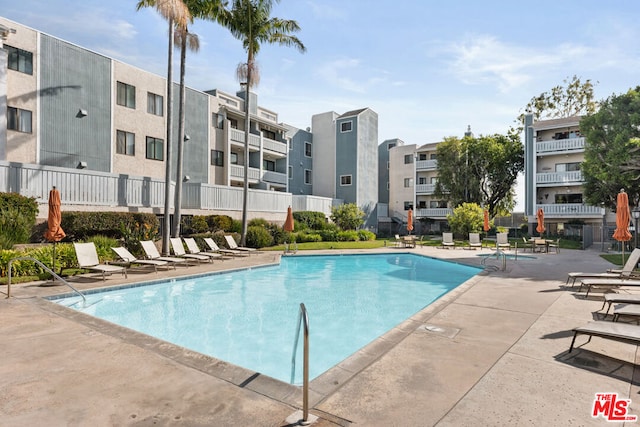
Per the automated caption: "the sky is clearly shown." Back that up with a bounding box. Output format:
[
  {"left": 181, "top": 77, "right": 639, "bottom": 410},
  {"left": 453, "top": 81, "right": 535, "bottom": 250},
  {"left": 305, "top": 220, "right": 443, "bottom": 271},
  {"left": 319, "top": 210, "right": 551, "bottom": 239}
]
[{"left": 3, "top": 0, "right": 640, "bottom": 210}]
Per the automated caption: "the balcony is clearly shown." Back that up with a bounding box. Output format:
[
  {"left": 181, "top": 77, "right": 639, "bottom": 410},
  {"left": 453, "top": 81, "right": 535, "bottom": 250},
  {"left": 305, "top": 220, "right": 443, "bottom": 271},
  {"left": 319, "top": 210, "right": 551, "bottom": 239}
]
[
  {"left": 262, "top": 170, "right": 287, "bottom": 185},
  {"left": 536, "top": 137, "right": 585, "bottom": 155},
  {"left": 415, "top": 183, "right": 436, "bottom": 195},
  {"left": 537, "top": 203, "right": 604, "bottom": 218},
  {"left": 536, "top": 170, "right": 583, "bottom": 186},
  {"left": 230, "top": 164, "right": 260, "bottom": 181},
  {"left": 416, "top": 208, "right": 452, "bottom": 219},
  {"left": 416, "top": 159, "right": 437, "bottom": 171},
  {"left": 229, "top": 128, "right": 286, "bottom": 155},
  {"left": 262, "top": 137, "right": 287, "bottom": 155}
]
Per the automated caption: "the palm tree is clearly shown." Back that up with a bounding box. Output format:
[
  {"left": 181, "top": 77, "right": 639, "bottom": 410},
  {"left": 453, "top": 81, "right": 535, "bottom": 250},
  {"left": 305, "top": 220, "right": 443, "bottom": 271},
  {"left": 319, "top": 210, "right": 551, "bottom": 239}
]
[
  {"left": 227, "top": 0, "right": 306, "bottom": 245},
  {"left": 137, "top": 0, "right": 191, "bottom": 255},
  {"left": 173, "top": 0, "right": 229, "bottom": 237}
]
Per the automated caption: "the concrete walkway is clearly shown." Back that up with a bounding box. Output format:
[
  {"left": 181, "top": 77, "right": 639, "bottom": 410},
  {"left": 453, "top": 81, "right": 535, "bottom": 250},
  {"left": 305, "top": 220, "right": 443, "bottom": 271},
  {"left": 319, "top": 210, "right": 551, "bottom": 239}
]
[{"left": 1, "top": 246, "right": 639, "bottom": 426}]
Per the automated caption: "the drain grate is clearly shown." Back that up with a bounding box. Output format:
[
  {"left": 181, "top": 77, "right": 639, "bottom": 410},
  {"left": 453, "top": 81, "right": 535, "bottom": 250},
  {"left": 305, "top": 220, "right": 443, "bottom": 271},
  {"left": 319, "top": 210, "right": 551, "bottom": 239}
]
[{"left": 421, "top": 324, "right": 461, "bottom": 339}]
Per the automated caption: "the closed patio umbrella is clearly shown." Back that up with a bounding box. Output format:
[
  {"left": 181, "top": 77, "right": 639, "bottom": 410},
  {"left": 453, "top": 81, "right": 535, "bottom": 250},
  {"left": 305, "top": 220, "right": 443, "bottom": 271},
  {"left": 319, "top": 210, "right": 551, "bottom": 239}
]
[
  {"left": 283, "top": 206, "right": 294, "bottom": 232},
  {"left": 536, "top": 208, "right": 545, "bottom": 236},
  {"left": 407, "top": 208, "right": 414, "bottom": 235},
  {"left": 483, "top": 209, "right": 490, "bottom": 232},
  {"left": 613, "top": 189, "right": 632, "bottom": 260},
  {"left": 44, "top": 186, "right": 65, "bottom": 280}
]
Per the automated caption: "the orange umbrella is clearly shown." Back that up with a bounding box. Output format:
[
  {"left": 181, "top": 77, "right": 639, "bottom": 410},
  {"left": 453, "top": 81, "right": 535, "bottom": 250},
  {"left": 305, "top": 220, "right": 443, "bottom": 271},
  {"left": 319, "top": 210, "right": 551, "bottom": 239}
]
[
  {"left": 536, "top": 208, "right": 545, "bottom": 235},
  {"left": 407, "top": 208, "right": 414, "bottom": 234},
  {"left": 613, "top": 190, "right": 632, "bottom": 258},
  {"left": 483, "top": 209, "right": 490, "bottom": 232},
  {"left": 44, "top": 186, "right": 65, "bottom": 279},
  {"left": 283, "top": 206, "right": 294, "bottom": 232}
]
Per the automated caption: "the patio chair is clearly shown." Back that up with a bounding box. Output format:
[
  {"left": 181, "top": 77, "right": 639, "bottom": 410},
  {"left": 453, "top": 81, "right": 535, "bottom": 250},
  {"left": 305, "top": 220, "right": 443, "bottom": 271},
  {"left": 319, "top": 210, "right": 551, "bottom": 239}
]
[
  {"left": 170, "top": 238, "right": 211, "bottom": 264},
  {"left": 183, "top": 237, "right": 223, "bottom": 261},
  {"left": 579, "top": 277, "right": 640, "bottom": 298},
  {"left": 111, "top": 246, "right": 172, "bottom": 272},
  {"left": 602, "top": 292, "right": 640, "bottom": 314},
  {"left": 73, "top": 242, "right": 127, "bottom": 281},
  {"left": 520, "top": 237, "right": 533, "bottom": 252},
  {"left": 440, "top": 232, "right": 455, "bottom": 249},
  {"left": 203, "top": 237, "right": 247, "bottom": 257},
  {"left": 468, "top": 233, "right": 481, "bottom": 249},
  {"left": 547, "top": 238, "right": 560, "bottom": 254},
  {"left": 567, "top": 248, "right": 640, "bottom": 286},
  {"left": 224, "top": 235, "right": 257, "bottom": 253},
  {"left": 569, "top": 320, "right": 640, "bottom": 353},
  {"left": 496, "top": 232, "right": 511, "bottom": 250},
  {"left": 140, "top": 240, "right": 189, "bottom": 266}
]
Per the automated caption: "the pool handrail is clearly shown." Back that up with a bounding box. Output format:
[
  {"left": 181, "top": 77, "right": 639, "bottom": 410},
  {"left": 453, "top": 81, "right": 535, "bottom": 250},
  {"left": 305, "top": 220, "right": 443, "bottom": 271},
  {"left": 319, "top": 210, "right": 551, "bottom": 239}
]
[
  {"left": 6, "top": 256, "right": 86, "bottom": 305},
  {"left": 291, "top": 302, "right": 310, "bottom": 424}
]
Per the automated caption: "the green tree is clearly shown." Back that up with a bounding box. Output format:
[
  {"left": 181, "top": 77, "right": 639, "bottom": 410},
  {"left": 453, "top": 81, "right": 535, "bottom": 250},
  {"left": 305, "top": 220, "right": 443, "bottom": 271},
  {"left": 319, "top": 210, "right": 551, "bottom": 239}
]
[
  {"left": 434, "top": 133, "right": 524, "bottom": 218},
  {"left": 226, "top": 0, "right": 306, "bottom": 245},
  {"left": 515, "top": 75, "right": 598, "bottom": 132},
  {"left": 581, "top": 87, "right": 640, "bottom": 209},
  {"left": 136, "top": 0, "right": 191, "bottom": 255},
  {"left": 330, "top": 203, "right": 365, "bottom": 231},
  {"left": 447, "top": 203, "right": 484, "bottom": 238}
]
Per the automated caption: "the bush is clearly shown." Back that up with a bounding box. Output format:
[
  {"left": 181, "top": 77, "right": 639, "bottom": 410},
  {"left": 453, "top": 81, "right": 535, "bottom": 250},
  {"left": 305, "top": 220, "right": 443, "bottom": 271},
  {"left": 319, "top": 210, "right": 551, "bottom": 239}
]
[
  {"left": 331, "top": 204, "right": 365, "bottom": 230},
  {"left": 296, "top": 232, "right": 322, "bottom": 243},
  {"left": 337, "top": 230, "right": 360, "bottom": 241},
  {"left": 62, "top": 212, "right": 159, "bottom": 242},
  {"left": 245, "top": 226, "right": 273, "bottom": 248},
  {"left": 293, "top": 211, "right": 326, "bottom": 230},
  {"left": 357, "top": 230, "right": 376, "bottom": 241},
  {"left": 206, "top": 215, "right": 233, "bottom": 232},
  {"left": 0, "top": 193, "right": 38, "bottom": 249}
]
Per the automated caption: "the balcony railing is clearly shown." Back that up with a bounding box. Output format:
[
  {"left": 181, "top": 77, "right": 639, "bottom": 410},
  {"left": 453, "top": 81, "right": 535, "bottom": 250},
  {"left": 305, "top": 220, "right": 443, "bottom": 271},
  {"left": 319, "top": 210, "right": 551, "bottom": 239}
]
[
  {"left": 262, "top": 170, "right": 287, "bottom": 185},
  {"left": 536, "top": 170, "right": 583, "bottom": 185},
  {"left": 229, "top": 128, "right": 286, "bottom": 155},
  {"left": 537, "top": 203, "right": 603, "bottom": 218},
  {"left": 415, "top": 183, "right": 436, "bottom": 195},
  {"left": 416, "top": 159, "right": 437, "bottom": 171},
  {"left": 416, "top": 208, "right": 452, "bottom": 218},
  {"left": 536, "top": 137, "right": 585, "bottom": 154},
  {"left": 263, "top": 137, "right": 287, "bottom": 155},
  {"left": 230, "top": 164, "right": 260, "bottom": 181}
]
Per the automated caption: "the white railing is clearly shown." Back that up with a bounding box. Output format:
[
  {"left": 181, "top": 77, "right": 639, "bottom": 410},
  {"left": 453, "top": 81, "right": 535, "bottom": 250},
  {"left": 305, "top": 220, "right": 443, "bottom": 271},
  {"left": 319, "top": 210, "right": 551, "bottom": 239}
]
[
  {"left": 415, "top": 183, "right": 436, "bottom": 194},
  {"left": 416, "top": 159, "right": 437, "bottom": 170},
  {"left": 262, "top": 170, "right": 287, "bottom": 185},
  {"left": 536, "top": 137, "right": 585, "bottom": 154},
  {"left": 230, "top": 164, "right": 261, "bottom": 181},
  {"left": 416, "top": 208, "right": 452, "bottom": 218},
  {"left": 536, "top": 170, "right": 583, "bottom": 185},
  {"left": 262, "top": 137, "right": 287, "bottom": 155},
  {"left": 537, "top": 203, "right": 604, "bottom": 217},
  {"left": 229, "top": 128, "right": 261, "bottom": 149}
]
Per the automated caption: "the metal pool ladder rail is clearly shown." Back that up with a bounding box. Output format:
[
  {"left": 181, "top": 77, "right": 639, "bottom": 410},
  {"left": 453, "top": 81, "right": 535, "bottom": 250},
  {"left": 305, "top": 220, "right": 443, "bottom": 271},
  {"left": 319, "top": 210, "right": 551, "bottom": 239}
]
[
  {"left": 291, "top": 302, "right": 310, "bottom": 425},
  {"left": 6, "top": 256, "right": 86, "bottom": 305}
]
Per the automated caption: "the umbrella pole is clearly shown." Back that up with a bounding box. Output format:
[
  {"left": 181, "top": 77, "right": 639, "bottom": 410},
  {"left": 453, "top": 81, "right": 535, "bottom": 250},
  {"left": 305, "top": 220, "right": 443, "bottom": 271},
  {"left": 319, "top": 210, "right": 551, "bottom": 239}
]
[{"left": 52, "top": 242, "right": 56, "bottom": 282}]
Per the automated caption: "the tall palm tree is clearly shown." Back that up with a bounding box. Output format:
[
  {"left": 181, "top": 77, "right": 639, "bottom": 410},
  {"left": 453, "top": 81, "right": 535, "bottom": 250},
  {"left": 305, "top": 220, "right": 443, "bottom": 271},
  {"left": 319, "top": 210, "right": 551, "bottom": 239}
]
[
  {"left": 137, "top": 0, "right": 191, "bottom": 255},
  {"left": 227, "top": 0, "right": 305, "bottom": 245},
  {"left": 173, "top": 0, "right": 229, "bottom": 237}
]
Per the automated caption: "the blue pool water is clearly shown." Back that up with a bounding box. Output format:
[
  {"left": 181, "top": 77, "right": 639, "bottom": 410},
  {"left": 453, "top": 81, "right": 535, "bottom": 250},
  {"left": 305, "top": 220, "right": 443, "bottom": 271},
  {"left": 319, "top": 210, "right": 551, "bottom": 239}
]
[{"left": 52, "top": 253, "right": 480, "bottom": 384}]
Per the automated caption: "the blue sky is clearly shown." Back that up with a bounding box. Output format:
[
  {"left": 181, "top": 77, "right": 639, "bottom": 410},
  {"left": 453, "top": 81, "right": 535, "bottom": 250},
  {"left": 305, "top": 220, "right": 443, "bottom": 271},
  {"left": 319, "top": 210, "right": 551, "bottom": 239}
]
[{"left": 3, "top": 1, "right": 640, "bottom": 208}]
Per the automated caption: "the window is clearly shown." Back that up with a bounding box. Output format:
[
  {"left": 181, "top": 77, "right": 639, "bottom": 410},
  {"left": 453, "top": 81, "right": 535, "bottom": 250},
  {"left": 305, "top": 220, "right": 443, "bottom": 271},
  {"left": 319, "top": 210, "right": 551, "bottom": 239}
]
[
  {"left": 387, "top": 142, "right": 396, "bottom": 149},
  {"left": 340, "top": 175, "right": 352, "bottom": 186},
  {"left": 263, "top": 159, "right": 275, "bottom": 171},
  {"left": 430, "top": 200, "right": 447, "bottom": 208},
  {"left": 211, "top": 150, "right": 223, "bottom": 166},
  {"left": 7, "top": 107, "right": 32, "bottom": 133},
  {"left": 304, "top": 141, "right": 312, "bottom": 157},
  {"left": 404, "top": 201, "right": 413, "bottom": 210},
  {"left": 288, "top": 165, "right": 293, "bottom": 179},
  {"left": 145, "top": 136, "right": 163, "bottom": 161},
  {"left": 430, "top": 177, "right": 438, "bottom": 184},
  {"left": 340, "top": 121, "right": 352, "bottom": 132},
  {"left": 230, "top": 152, "right": 238, "bottom": 164},
  {"left": 229, "top": 118, "right": 238, "bottom": 129},
  {"left": 418, "top": 201, "right": 427, "bottom": 209},
  {"left": 117, "top": 82, "right": 136, "bottom": 108},
  {"left": 116, "top": 130, "right": 135, "bottom": 155},
  {"left": 147, "top": 92, "right": 163, "bottom": 116},
  {"left": 404, "top": 178, "right": 413, "bottom": 188},
  {"left": 262, "top": 128, "right": 276, "bottom": 140},
  {"left": 555, "top": 193, "right": 583, "bottom": 204},
  {"left": 404, "top": 154, "right": 413, "bottom": 164},
  {"left": 418, "top": 153, "right": 427, "bottom": 161},
  {"left": 430, "top": 153, "right": 437, "bottom": 160},
  {"left": 418, "top": 177, "right": 427, "bottom": 185},
  {"left": 212, "top": 113, "right": 224, "bottom": 129},
  {"left": 305, "top": 169, "right": 312, "bottom": 185},
  {"left": 556, "top": 162, "right": 581, "bottom": 172},
  {"left": 6, "top": 45, "right": 33, "bottom": 75}
]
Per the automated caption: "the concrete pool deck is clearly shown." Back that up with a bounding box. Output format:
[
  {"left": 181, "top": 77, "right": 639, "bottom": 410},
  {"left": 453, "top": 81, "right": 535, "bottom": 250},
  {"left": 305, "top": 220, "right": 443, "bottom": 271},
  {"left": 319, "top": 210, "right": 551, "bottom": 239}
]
[{"left": 2, "top": 245, "right": 639, "bottom": 426}]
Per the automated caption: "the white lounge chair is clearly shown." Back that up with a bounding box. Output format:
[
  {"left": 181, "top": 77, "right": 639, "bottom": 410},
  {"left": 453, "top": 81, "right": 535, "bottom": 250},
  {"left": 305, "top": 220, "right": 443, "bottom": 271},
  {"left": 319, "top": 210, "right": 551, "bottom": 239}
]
[
  {"left": 567, "top": 248, "right": 640, "bottom": 286},
  {"left": 203, "top": 237, "right": 247, "bottom": 257},
  {"left": 602, "top": 293, "right": 640, "bottom": 314},
  {"left": 183, "top": 237, "right": 223, "bottom": 261},
  {"left": 569, "top": 320, "right": 640, "bottom": 353},
  {"left": 170, "top": 238, "right": 211, "bottom": 264},
  {"left": 496, "top": 232, "right": 511, "bottom": 250},
  {"left": 140, "top": 240, "right": 189, "bottom": 266},
  {"left": 224, "top": 235, "right": 256, "bottom": 253},
  {"left": 440, "top": 232, "right": 454, "bottom": 249},
  {"left": 468, "top": 233, "right": 481, "bottom": 249},
  {"left": 73, "top": 242, "right": 127, "bottom": 281},
  {"left": 111, "top": 246, "right": 171, "bottom": 272},
  {"left": 579, "top": 277, "right": 640, "bottom": 298}
]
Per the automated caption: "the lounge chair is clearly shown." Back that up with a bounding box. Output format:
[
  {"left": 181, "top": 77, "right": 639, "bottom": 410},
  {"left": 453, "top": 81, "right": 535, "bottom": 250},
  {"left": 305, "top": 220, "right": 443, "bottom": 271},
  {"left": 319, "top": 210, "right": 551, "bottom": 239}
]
[
  {"left": 612, "top": 304, "right": 640, "bottom": 322},
  {"left": 73, "top": 242, "right": 127, "bottom": 281},
  {"left": 547, "top": 238, "right": 560, "bottom": 254},
  {"left": 569, "top": 320, "right": 640, "bottom": 353},
  {"left": 440, "top": 232, "right": 455, "bottom": 249},
  {"left": 183, "top": 237, "right": 223, "bottom": 261},
  {"left": 468, "top": 233, "right": 481, "bottom": 249},
  {"left": 170, "top": 238, "right": 211, "bottom": 264},
  {"left": 203, "top": 237, "right": 247, "bottom": 257},
  {"left": 111, "top": 247, "right": 171, "bottom": 272},
  {"left": 567, "top": 248, "right": 640, "bottom": 286},
  {"left": 496, "top": 232, "right": 511, "bottom": 250},
  {"left": 602, "top": 293, "right": 640, "bottom": 314},
  {"left": 520, "top": 237, "right": 533, "bottom": 252},
  {"left": 579, "top": 277, "right": 640, "bottom": 298},
  {"left": 140, "top": 240, "right": 189, "bottom": 266},
  {"left": 224, "top": 235, "right": 257, "bottom": 253}
]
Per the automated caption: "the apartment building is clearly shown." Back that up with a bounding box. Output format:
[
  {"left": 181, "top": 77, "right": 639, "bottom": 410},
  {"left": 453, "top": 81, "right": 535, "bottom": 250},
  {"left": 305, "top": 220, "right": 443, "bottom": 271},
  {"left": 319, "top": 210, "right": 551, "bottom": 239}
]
[
  {"left": 0, "top": 16, "right": 333, "bottom": 222},
  {"left": 524, "top": 113, "right": 606, "bottom": 235}
]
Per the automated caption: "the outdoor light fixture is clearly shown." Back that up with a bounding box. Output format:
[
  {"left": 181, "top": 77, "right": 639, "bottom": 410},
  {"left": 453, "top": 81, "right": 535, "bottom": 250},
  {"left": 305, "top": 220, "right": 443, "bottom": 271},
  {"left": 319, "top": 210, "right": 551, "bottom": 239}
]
[
  {"left": 183, "top": 175, "right": 190, "bottom": 182},
  {"left": 76, "top": 109, "right": 88, "bottom": 118},
  {"left": 77, "top": 161, "right": 87, "bottom": 169},
  {"left": 184, "top": 134, "right": 190, "bottom": 141},
  {"left": 633, "top": 206, "right": 640, "bottom": 249}
]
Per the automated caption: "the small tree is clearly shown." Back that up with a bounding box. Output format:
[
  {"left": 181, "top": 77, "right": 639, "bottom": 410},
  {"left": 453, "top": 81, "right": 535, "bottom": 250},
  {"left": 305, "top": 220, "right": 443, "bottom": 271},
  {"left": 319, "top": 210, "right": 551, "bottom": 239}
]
[
  {"left": 447, "top": 203, "right": 484, "bottom": 238},
  {"left": 330, "top": 203, "right": 365, "bottom": 231}
]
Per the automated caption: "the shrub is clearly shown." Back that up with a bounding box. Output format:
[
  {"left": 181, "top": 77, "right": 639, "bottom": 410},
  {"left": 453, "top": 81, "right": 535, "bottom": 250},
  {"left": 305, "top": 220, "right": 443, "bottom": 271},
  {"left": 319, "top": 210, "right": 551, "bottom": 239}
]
[
  {"left": 293, "top": 211, "right": 326, "bottom": 230},
  {"left": 86, "top": 235, "right": 120, "bottom": 262},
  {"left": 62, "top": 212, "right": 158, "bottom": 242},
  {"left": 230, "top": 219, "right": 242, "bottom": 234},
  {"left": 0, "top": 192, "right": 38, "bottom": 249},
  {"left": 245, "top": 226, "right": 273, "bottom": 248},
  {"left": 184, "top": 215, "right": 210, "bottom": 234},
  {"left": 296, "top": 232, "right": 322, "bottom": 243},
  {"left": 357, "top": 230, "right": 376, "bottom": 241},
  {"left": 207, "top": 215, "right": 233, "bottom": 232},
  {"left": 337, "top": 230, "right": 359, "bottom": 241},
  {"left": 331, "top": 204, "right": 365, "bottom": 230}
]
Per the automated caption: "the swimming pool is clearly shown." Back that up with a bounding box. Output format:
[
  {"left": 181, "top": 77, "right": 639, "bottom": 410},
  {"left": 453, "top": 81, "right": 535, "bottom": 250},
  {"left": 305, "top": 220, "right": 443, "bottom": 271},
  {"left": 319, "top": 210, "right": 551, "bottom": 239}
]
[{"left": 52, "top": 253, "right": 480, "bottom": 384}]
